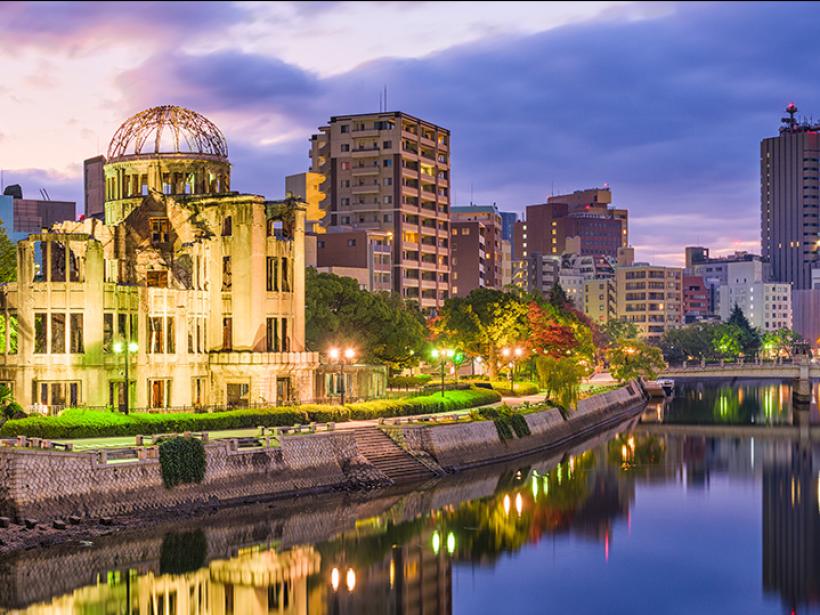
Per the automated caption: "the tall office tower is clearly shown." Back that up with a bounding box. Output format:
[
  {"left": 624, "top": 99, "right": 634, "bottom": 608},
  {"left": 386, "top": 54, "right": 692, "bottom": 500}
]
[
  {"left": 310, "top": 112, "right": 451, "bottom": 312},
  {"left": 523, "top": 187, "right": 628, "bottom": 258},
  {"left": 450, "top": 204, "right": 503, "bottom": 296},
  {"left": 761, "top": 103, "right": 820, "bottom": 290}
]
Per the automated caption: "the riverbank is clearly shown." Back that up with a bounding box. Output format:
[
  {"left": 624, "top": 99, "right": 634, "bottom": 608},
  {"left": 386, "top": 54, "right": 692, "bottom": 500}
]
[{"left": 0, "top": 381, "right": 646, "bottom": 554}]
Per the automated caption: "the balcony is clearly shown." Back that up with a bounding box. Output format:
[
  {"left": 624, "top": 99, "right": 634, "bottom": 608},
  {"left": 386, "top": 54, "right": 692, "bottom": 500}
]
[
  {"left": 351, "top": 146, "right": 380, "bottom": 158},
  {"left": 352, "top": 184, "right": 380, "bottom": 195},
  {"left": 351, "top": 165, "right": 380, "bottom": 176}
]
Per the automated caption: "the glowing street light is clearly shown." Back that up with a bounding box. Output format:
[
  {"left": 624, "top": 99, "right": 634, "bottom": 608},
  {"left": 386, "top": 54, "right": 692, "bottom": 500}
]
[
  {"left": 113, "top": 337, "right": 138, "bottom": 414},
  {"left": 328, "top": 346, "right": 357, "bottom": 405},
  {"left": 431, "top": 347, "right": 459, "bottom": 397},
  {"left": 501, "top": 345, "right": 526, "bottom": 393}
]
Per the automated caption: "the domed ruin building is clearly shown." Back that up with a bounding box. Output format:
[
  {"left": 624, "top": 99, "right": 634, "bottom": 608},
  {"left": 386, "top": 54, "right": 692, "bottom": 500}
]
[{"left": 0, "top": 105, "right": 319, "bottom": 410}]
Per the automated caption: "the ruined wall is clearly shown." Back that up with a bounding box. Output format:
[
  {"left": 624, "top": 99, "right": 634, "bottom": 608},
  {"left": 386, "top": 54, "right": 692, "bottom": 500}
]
[{"left": 0, "top": 432, "right": 376, "bottom": 522}]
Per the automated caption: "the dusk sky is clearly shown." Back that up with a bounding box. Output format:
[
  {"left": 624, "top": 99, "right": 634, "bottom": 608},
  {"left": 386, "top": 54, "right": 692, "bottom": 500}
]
[{"left": 2, "top": 1, "right": 819, "bottom": 265}]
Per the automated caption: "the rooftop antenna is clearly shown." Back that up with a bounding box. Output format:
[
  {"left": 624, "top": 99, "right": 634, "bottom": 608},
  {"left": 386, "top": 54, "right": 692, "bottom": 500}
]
[
  {"left": 783, "top": 102, "right": 798, "bottom": 130},
  {"left": 384, "top": 85, "right": 388, "bottom": 112}
]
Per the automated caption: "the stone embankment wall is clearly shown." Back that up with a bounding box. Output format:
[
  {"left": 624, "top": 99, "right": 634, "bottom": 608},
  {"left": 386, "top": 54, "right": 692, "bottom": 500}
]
[
  {"left": 0, "top": 432, "right": 387, "bottom": 521},
  {"left": 0, "top": 382, "right": 644, "bottom": 525},
  {"left": 397, "top": 382, "right": 645, "bottom": 471}
]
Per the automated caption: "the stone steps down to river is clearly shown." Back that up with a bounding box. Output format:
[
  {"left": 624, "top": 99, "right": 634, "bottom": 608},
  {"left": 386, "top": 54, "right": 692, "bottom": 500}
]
[{"left": 352, "top": 427, "right": 437, "bottom": 484}]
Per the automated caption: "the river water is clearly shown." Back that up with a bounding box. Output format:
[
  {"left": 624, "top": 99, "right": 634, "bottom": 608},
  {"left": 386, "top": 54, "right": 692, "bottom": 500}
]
[{"left": 1, "top": 379, "right": 818, "bottom": 615}]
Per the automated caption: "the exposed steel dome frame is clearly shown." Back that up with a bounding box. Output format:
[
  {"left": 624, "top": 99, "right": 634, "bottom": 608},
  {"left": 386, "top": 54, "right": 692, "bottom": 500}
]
[{"left": 107, "top": 105, "right": 228, "bottom": 160}]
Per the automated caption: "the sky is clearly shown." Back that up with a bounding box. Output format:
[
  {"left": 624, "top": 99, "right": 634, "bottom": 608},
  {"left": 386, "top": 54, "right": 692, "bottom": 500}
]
[{"left": 1, "top": 1, "right": 819, "bottom": 265}]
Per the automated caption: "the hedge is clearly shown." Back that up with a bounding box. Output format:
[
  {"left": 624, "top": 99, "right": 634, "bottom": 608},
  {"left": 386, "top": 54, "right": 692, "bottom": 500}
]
[
  {"left": 489, "top": 381, "right": 540, "bottom": 397},
  {"left": 387, "top": 374, "right": 433, "bottom": 389},
  {"left": 0, "top": 387, "right": 501, "bottom": 439}
]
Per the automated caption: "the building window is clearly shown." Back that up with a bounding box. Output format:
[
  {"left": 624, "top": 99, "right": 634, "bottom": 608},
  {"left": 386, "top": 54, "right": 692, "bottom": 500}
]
[
  {"left": 226, "top": 383, "right": 250, "bottom": 408},
  {"left": 148, "top": 316, "right": 165, "bottom": 354},
  {"left": 34, "top": 313, "right": 47, "bottom": 354},
  {"left": 103, "top": 313, "right": 113, "bottom": 353},
  {"left": 192, "top": 377, "right": 206, "bottom": 406},
  {"left": 340, "top": 124, "right": 349, "bottom": 133},
  {"left": 166, "top": 317, "right": 175, "bottom": 354},
  {"left": 341, "top": 197, "right": 350, "bottom": 206},
  {"left": 223, "top": 317, "right": 232, "bottom": 350},
  {"left": 383, "top": 140, "right": 392, "bottom": 149},
  {"left": 148, "top": 379, "right": 170, "bottom": 409},
  {"left": 383, "top": 196, "right": 392, "bottom": 205},
  {"left": 266, "top": 317, "right": 278, "bottom": 352},
  {"left": 266, "top": 257, "right": 279, "bottom": 291},
  {"left": 50, "top": 313, "right": 65, "bottom": 354},
  {"left": 383, "top": 159, "right": 393, "bottom": 167},
  {"left": 70, "top": 314, "right": 83, "bottom": 353},
  {"left": 222, "top": 256, "right": 232, "bottom": 291},
  {"left": 281, "top": 258, "right": 291, "bottom": 292},
  {"left": 341, "top": 143, "right": 350, "bottom": 152},
  {"left": 0, "top": 311, "right": 18, "bottom": 354},
  {"left": 221, "top": 216, "right": 233, "bottom": 236},
  {"left": 150, "top": 218, "right": 170, "bottom": 245},
  {"left": 347, "top": 239, "right": 357, "bottom": 247},
  {"left": 340, "top": 161, "right": 351, "bottom": 171},
  {"left": 147, "top": 270, "right": 168, "bottom": 288}
]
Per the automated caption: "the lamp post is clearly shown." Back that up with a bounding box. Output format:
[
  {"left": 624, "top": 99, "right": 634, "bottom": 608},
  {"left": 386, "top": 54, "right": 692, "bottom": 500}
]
[
  {"left": 431, "top": 347, "right": 455, "bottom": 397},
  {"left": 329, "top": 346, "right": 357, "bottom": 405},
  {"left": 501, "top": 346, "right": 525, "bottom": 394},
  {"left": 113, "top": 339, "right": 139, "bottom": 414}
]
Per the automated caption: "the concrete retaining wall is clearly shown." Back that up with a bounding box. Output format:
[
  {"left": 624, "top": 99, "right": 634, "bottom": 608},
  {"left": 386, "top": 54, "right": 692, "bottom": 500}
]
[
  {"left": 397, "top": 381, "right": 646, "bottom": 471},
  {"left": 0, "top": 432, "right": 383, "bottom": 521}
]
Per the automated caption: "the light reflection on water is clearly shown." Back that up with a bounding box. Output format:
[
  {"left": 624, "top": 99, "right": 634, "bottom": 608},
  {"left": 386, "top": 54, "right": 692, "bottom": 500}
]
[{"left": 2, "top": 382, "right": 820, "bottom": 614}]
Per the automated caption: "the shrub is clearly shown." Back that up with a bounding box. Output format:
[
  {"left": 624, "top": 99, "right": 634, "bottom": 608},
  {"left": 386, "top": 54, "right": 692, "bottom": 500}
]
[
  {"left": 0, "top": 388, "right": 500, "bottom": 439},
  {"left": 159, "top": 437, "right": 206, "bottom": 488},
  {"left": 387, "top": 374, "right": 433, "bottom": 389},
  {"left": 489, "top": 381, "right": 539, "bottom": 397},
  {"left": 474, "top": 405, "right": 531, "bottom": 441},
  {"left": 2, "top": 402, "right": 25, "bottom": 421}
]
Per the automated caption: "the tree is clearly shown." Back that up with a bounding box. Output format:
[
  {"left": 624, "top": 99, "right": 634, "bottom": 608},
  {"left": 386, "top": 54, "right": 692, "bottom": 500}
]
[
  {"left": 712, "top": 323, "right": 742, "bottom": 359},
  {"left": 761, "top": 328, "right": 802, "bottom": 358},
  {"left": 601, "top": 319, "right": 639, "bottom": 347},
  {"left": 659, "top": 322, "right": 719, "bottom": 364},
  {"left": 727, "top": 304, "right": 761, "bottom": 356},
  {"left": 547, "top": 282, "right": 570, "bottom": 311},
  {"left": 0, "top": 218, "right": 15, "bottom": 283},
  {"left": 434, "top": 288, "right": 528, "bottom": 379},
  {"left": 535, "top": 355, "right": 586, "bottom": 412},
  {"left": 606, "top": 340, "right": 667, "bottom": 383},
  {"left": 305, "top": 269, "right": 426, "bottom": 369}
]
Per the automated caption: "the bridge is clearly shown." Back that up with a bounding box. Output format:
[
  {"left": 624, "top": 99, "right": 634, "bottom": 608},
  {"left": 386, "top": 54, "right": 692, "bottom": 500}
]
[{"left": 663, "top": 357, "right": 817, "bottom": 403}]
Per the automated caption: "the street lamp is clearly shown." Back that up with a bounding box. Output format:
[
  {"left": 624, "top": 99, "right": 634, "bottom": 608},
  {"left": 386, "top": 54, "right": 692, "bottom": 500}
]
[
  {"left": 113, "top": 339, "right": 139, "bottom": 414},
  {"left": 501, "top": 346, "right": 526, "bottom": 394},
  {"left": 431, "top": 347, "right": 455, "bottom": 397},
  {"left": 328, "top": 346, "right": 357, "bottom": 405}
]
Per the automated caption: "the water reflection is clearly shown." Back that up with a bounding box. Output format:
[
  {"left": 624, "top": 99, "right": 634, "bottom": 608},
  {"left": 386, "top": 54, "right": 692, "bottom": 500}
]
[
  {"left": 648, "top": 379, "right": 820, "bottom": 426},
  {"left": 3, "top": 427, "right": 820, "bottom": 613}
]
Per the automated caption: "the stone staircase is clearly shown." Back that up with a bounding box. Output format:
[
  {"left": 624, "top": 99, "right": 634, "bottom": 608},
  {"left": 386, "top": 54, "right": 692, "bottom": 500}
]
[{"left": 352, "top": 427, "right": 438, "bottom": 484}]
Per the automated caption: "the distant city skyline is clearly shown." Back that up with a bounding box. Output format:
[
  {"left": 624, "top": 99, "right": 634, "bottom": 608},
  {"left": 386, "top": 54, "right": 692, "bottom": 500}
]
[{"left": 2, "top": 1, "right": 820, "bottom": 265}]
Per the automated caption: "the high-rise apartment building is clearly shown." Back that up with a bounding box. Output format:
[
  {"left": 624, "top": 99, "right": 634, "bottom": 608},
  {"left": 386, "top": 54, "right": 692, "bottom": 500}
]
[
  {"left": 615, "top": 264, "right": 683, "bottom": 342},
  {"left": 584, "top": 278, "right": 617, "bottom": 324},
  {"left": 761, "top": 104, "right": 820, "bottom": 290},
  {"left": 682, "top": 274, "right": 710, "bottom": 322},
  {"left": 450, "top": 204, "right": 503, "bottom": 296},
  {"left": 310, "top": 112, "right": 451, "bottom": 311},
  {"left": 316, "top": 229, "right": 393, "bottom": 292},
  {"left": 685, "top": 246, "right": 770, "bottom": 315}
]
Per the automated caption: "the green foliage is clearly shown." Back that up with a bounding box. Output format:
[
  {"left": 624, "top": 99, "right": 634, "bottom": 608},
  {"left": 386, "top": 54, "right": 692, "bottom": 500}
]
[
  {"left": 305, "top": 268, "right": 426, "bottom": 369},
  {"left": 727, "top": 304, "right": 761, "bottom": 355},
  {"left": 388, "top": 374, "right": 432, "bottom": 389},
  {"left": 712, "top": 323, "right": 743, "bottom": 358},
  {"left": 160, "top": 530, "right": 207, "bottom": 575},
  {"left": 607, "top": 340, "right": 666, "bottom": 383},
  {"left": 0, "top": 385, "right": 24, "bottom": 422},
  {"left": 547, "top": 282, "right": 571, "bottom": 311},
  {"left": 0, "top": 388, "right": 500, "bottom": 438},
  {"left": 489, "top": 381, "right": 539, "bottom": 397},
  {"left": 0, "top": 218, "right": 16, "bottom": 284},
  {"left": 159, "top": 437, "right": 206, "bottom": 488},
  {"left": 761, "top": 328, "right": 802, "bottom": 357},
  {"left": 659, "top": 322, "right": 719, "bottom": 363},
  {"left": 474, "top": 405, "right": 531, "bottom": 441},
  {"left": 535, "top": 355, "right": 586, "bottom": 411},
  {"left": 434, "top": 288, "right": 528, "bottom": 379},
  {"left": 601, "top": 319, "right": 640, "bottom": 345}
]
